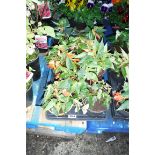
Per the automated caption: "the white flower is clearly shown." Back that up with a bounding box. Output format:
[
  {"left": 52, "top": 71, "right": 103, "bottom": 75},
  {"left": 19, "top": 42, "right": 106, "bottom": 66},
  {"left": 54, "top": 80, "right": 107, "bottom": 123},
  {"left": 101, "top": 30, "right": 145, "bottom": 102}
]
[
  {"left": 98, "top": 1, "right": 102, "bottom": 4},
  {"left": 88, "top": 0, "right": 94, "bottom": 3},
  {"left": 102, "top": 3, "right": 109, "bottom": 8},
  {"left": 59, "top": 0, "right": 65, "bottom": 5},
  {"left": 108, "top": 3, "right": 113, "bottom": 8},
  {"left": 27, "top": 46, "right": 35, "bottom": 55}
]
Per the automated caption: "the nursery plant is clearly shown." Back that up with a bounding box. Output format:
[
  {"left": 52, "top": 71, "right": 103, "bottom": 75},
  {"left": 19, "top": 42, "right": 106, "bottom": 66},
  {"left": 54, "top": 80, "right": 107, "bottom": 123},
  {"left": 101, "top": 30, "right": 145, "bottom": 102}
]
[
  {"left": 108, "top": 0, "right": 129, "bottom": 29},
  {"left": 113, "top": 81, "right": 129, "bottom": 111},
  {"left": 42, "top": 37, "right": 115, "bottom": 116},
  {"left": 42, "top": 70, "right": 112, "bottom": 116},
  {"left": 57, "top": 3, "right": 103, "bottom": 29}
]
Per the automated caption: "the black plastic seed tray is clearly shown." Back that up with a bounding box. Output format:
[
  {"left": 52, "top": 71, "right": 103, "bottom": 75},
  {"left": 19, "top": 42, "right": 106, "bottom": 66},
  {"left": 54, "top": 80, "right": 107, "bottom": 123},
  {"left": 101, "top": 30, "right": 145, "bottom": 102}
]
[
  {"left": 36, "top": 55, "right": 128, "bottom": 120},
  {"left": 45, "top": 107, "right": 109, "bottom": 120}
]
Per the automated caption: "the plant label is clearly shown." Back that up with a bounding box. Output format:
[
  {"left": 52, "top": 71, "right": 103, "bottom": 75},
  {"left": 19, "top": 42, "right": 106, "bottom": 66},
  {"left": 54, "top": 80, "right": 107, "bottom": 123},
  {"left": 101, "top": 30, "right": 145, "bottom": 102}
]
[
  {"left": 35, "top": 35, "right": 48, "bottom": 49},
  {"left": 68, "top": 115, "right": 77, "bottom": 119},
  {"left": 38, "top": 2, "right": 51, "bottom": 19}
]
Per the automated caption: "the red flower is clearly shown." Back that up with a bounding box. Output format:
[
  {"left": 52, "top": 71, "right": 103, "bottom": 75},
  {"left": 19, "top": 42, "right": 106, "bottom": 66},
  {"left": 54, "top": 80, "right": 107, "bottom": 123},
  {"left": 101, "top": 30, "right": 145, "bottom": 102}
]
[{"left": 117, "top": 6, "right": 123, "bottom": 14}]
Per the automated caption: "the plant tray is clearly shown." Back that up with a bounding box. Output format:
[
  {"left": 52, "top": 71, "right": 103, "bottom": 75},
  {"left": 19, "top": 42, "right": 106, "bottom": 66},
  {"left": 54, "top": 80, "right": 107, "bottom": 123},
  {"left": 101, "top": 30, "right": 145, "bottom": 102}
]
[
  {"left": 102, "top": 70, "right": 129, "bottom": 120},
  {"left": 111, "top": 101, "right": 129, "bottom": 120},
  {"left": 35, "top": 55, "right": 128, "bottom": 120},
  {"left": 45, "top": 107, "right": 108, "bottom": 120}
]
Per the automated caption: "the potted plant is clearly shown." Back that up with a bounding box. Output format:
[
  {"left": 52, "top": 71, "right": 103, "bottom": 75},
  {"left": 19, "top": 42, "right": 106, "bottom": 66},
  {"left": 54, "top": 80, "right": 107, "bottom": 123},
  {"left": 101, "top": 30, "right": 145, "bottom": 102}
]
[
  {"left": 42, "top": 53, "right": 79, "bottom": 116},
  {"left": 42, "top": 37, "right": 114, "bottom": 116},
  {"left": 108, "top": 0, "right": 129, "bottom": 30},
  {"left": 26, "top": 0, "right": 41, "bottom": 81},
  {"left": 113, "top": 81, "right": 129, "bottom": 117},
  {"left": 42, "top": 67, "right": 112, "bottom": 116},
  {"left": 26, "top": 45, "right": 41, "bottom": 81},
  {"left": 110, "top": 29, "right": 129, "bottom": 53},
  {"left": 26, "top": 70, "right": 33, "bottom": 107},
  {"left": 57, "top": 3, "right": 103, "bottom": 30}
]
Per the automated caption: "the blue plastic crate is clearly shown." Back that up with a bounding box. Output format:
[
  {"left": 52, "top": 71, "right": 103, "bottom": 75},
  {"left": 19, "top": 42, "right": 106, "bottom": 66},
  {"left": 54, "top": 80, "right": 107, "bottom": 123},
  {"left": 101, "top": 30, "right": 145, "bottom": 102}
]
[{"left": 26, "top": 54, "right": 129, "bottom": 134}]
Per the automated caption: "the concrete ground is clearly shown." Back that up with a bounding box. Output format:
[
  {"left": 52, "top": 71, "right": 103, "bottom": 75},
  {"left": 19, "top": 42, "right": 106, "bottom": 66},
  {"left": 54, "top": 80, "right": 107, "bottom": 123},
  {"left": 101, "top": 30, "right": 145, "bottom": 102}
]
[{"left": 26, "top": 132, "right": 129, "bottom": 155}]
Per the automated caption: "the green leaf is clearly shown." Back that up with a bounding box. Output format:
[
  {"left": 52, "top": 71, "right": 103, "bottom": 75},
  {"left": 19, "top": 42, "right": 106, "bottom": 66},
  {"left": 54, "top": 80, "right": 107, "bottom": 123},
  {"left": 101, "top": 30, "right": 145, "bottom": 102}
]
[
  {"left": 43, "top": 85, "right": 54, "bottom": 103},
  {"left": 57, "top": 95, "right": 67, "bottom": 102},
  {"left": 66, "top": 57, "right": 73, "bottom": 70},
  {"left": 93, "top": 37, "right": 100, "bottom": 53},
  {"left": 97, "top": 39, "right": 104, "bottom": 57},
  {"left": 103, "top": 43, "right": 108, "bottom": 53},
  {"left": 58, "top": 79, "right": 72, "bottom": 90},
  {"left": 85, "top": 72, "right": 98, "bottom": 81},
  {"left": 37, "top": 26, "right": 55, "bottom": 38},
  {"left": 77, "top": 69, "right": 86, "bottom": 79},
  {"left": 79, "top": 55, "right": 94, "bottom": 65},
  {"left": 74, "top": 52, "right": 87, "bottom": 59},
  {"left": 97, "top": 89, "right": 102, "bottom": 100},
  {"left": 37, "top": 27, "right": 44, "bottom": 35},
  {"left": 78, "top": 43, "right": 88, "bottom": 50},
  {"left": 71, "top": 81, "right": 78, "bottom": 93},
  {"left": 117, "top": 100, "right": 129, "bottom": 111},
  {"left": 50, "top": 106, "right": 59, "bottom": 116},
  {"left": 64, "top": 100, "right": 73, "bottom": 113},
  {"left": 44, "top": 99, "right": 57, "bottom": 111},
  {"left": 121, "top": 48, "right": 128, "bottom": 60},
  {"left": 121, "top": 66, "right": 127, "bottom": 79},
  {"left": 44, "top": 26, "right": 55, "bottom": 38}
]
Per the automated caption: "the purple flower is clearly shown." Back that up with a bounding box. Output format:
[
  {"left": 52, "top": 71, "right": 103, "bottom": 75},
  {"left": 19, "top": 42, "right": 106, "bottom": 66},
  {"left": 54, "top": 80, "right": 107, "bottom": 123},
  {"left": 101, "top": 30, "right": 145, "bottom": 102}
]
[
  {"left": 101, "top": 4, "right": 109, "bottom": 13},
  {"left": 87, "top": 0, "right": 94, "bottom": 8}
]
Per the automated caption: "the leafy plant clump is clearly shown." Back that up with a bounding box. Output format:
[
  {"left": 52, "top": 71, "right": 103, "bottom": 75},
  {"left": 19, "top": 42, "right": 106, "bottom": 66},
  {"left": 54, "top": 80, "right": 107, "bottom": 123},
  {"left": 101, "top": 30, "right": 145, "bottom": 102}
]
[
  {"left": 108, "top": 1, "right": 129, "bottom": 29},
  {"left": 42, "top": 37, "right": 116, "bottom": 116},
  {"left": 57, "top": 4, "right": 103, "bottom": 28}
]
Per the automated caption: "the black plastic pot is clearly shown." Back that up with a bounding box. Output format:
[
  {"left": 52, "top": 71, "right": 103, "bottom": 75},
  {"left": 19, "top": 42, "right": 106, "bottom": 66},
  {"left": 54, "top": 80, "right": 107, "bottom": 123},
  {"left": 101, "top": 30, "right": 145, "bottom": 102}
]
[
  {"left": 26, "top": 84, "right": 33, "bottom": 107},
  {"left": 27, "top": 56, "right": 41, "bottom": 81},
  {"left": 87, "top": 101, "right": 108, "bottom": 117},
  {"left": 87, "top": 108, "right": 107, "bottom": 117},
  {"left": 50, "top": 20, "right": 58, "bottom": 28},
  {"left": 102, "top": 68, "right": 125, "bottom": 92},
  {"left": 38, "top": 48, "right": 49, "bottom": 54},
  {"left": 41, "top": 18, "right": 52, "bottom": 25},
  {"left": 46, "top": 106, "right": 107, "bottom": 120}
]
